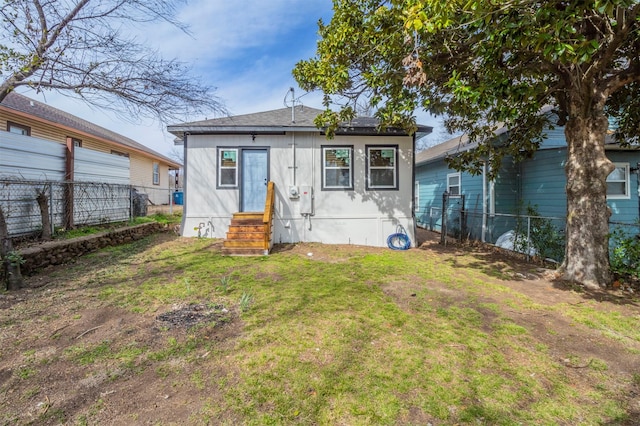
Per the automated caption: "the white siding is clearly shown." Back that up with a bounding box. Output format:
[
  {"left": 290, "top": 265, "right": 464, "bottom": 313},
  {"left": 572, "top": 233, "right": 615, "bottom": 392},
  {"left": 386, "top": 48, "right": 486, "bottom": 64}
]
[{"left": 183, "top": 132, "right": 416, "bottom": 247}]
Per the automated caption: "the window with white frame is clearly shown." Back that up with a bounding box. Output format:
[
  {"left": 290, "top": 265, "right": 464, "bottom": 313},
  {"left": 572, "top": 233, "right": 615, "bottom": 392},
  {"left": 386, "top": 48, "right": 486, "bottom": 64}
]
[
  {"left": 414, "top": 180, "right": 420, "bottom": 214},
  {"left": 366, "top": 145, "right": 398, "bottom": 190},
  {"left": 606, "top": 163, "right": 630, "bottom": 199},
  {"left": 152, "top": 162, "right": 160, "bottom": 185},
  {"left": 218, "top": 148, "right": 238, "bottom": 188},
  {"left": 322, "top": 146, "right": 353, "bottom": 190},
  {"left": 447, "top": 172, "right": 461, "bottom": 196}
]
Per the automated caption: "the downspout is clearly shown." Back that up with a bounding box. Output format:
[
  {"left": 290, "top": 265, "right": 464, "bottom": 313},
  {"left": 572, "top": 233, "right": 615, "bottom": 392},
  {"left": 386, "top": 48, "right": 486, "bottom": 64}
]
[
  {"left": 490, "top": 179, "right": 495, "bottom": 216},
  {"left": 180, "top": 133, "right": 188, "bottom": 236},
  {"left": 411, "top": 133, "right": 417, "bottom": 247},
  {"left": 637, "top": 162, "right": 640, "bottom": 221},
  {"left": 292, "top": 133, "right": 296, "bottom": 186}
]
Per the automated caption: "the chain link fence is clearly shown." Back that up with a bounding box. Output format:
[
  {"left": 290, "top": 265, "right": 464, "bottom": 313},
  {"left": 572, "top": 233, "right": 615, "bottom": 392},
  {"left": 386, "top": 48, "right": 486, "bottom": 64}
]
[
  {"left": 425, "top": 193, "right": 640, "bottom": 264},
  {"left": 0, "top": 179, "right": 177, "bottom": 238}
]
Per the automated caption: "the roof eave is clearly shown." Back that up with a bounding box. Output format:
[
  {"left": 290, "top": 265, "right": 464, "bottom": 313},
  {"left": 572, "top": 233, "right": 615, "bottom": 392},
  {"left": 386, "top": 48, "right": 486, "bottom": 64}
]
[
  {"left": 167, "top": 125, "right": 319, "bottom": 136},
  {"left": 168, "top": 124, "right": 432, "bottom": 138}
]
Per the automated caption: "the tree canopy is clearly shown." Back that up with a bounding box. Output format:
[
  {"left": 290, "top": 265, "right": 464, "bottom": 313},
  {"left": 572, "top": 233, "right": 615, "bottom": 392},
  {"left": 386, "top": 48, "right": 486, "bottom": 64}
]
[
  {"left": 0, "top": 0, "right": 223, "bottom": 122},
  {"left": 295, "top": 0, "right": 639, "bottom": 168},
  {"left": 294, "top": 0, "right": 640, "bottom": 288}
]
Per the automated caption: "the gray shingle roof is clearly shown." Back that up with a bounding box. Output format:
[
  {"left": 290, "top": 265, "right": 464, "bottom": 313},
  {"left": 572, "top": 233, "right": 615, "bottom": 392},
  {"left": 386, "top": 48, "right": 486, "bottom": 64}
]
[
  {"left": 1, "top": 92, "right": 181, "bottom": 168},
  {"left": 176, "top": 105, "right": 323, "bottom": 128},
  {"left": 415, "top": 134, "right": 472, "bottom": 165},
  {"left": 168, "top": 105, "right": 433, "bottom": 137}
]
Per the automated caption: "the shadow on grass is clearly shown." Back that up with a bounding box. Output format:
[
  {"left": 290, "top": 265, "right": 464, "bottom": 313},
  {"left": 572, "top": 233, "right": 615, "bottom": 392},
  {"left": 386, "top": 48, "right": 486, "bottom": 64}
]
[
  {"left": 550, "top": 279, "right": 640, "bottom": 307},
  {"left": 417, "top": 228, "right": 640, "bottom": 307}
]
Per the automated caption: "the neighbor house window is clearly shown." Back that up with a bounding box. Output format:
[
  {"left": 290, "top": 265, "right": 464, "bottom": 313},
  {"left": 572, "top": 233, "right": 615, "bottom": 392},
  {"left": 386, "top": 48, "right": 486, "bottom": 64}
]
[
  {"left": 414, "top": 180, "right": 420, "bottom": 214},
  {"left": 72, "top": 138, "right": 82, "bottom": 148},
  {"left": 366, "top": 145, "right": 398, "bottom": 190},
  {"left": 152, "top": 162, "right": 160, "bottom": 185},
  {"left": 447, "top": 172, "right": 461, "bottom": 196},
  {"left": 111, "top": 150, "right": 129, "bottom": 158},
  {"left": 7, "top": 121, "right": 30, "bottom": 136},
  {"left": 607, "top": 163, "right": 630, "bottom": 199},
  {"left": 218, "top": 148, "right": 238, "bottom": 187},
  {"left": 322, "top": 146, "right": 353, "bottom": 190}
]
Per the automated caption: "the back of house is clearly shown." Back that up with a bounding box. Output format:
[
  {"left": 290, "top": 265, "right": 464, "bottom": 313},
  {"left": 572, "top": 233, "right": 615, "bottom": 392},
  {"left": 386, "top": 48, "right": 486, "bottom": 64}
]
[{"left": 168, "top": 105, "right": 432, "bottom": 252}]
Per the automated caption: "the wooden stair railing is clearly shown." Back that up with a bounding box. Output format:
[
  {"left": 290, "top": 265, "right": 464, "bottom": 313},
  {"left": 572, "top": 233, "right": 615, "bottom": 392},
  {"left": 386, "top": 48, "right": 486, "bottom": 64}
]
[
  {"left": 222, "top": 182, "right": 275, "bottom": 256},
  {"left": 262, "top": 181, "right": 275, "bottom": 252}
]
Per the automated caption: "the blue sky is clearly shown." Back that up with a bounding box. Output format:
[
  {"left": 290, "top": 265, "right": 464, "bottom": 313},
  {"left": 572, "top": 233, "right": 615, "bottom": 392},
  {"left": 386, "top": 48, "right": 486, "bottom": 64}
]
[{"left": 21, "top": 0, "right": 441, "bottom": 158}]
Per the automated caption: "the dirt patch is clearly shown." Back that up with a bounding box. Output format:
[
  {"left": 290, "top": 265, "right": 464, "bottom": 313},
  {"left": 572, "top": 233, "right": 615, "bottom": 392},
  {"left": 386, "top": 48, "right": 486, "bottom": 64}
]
[{"left": 156, "top": 303, "right": 232, "bottom": 329}]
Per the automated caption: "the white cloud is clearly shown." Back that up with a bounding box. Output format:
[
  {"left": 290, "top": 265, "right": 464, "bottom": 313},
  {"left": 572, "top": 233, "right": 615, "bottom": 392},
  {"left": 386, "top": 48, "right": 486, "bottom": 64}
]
[{"left": 146, "top": 0, "right": 329, "bottom": 63}]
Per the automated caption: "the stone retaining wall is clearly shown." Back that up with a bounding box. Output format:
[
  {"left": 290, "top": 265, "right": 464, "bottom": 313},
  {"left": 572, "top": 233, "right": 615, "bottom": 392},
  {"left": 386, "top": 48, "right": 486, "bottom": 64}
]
[{"left": 15, "top": 222, "right": 165, "bottom": 276}]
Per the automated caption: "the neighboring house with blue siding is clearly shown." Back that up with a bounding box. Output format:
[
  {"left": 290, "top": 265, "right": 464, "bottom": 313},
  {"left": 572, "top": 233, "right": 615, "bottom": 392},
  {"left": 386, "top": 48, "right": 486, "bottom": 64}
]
[{"left": 415, "top": 124, "right": 640, "bottom": 244}]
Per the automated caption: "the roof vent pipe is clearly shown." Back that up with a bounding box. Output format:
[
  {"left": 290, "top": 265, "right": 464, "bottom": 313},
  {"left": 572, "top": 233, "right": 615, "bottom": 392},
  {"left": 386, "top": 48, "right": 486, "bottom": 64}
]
[
  {"left": 290, "top": 87, "right": 295, "bottom": 123},
  {"left": 284, "top": 87, "right": 299, "bottom": 123}
]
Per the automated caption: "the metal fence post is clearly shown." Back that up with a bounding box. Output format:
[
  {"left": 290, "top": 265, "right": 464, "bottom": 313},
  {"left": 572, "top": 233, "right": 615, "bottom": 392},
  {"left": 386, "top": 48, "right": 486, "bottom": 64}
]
[
  {"left": 460, "top": 194, "right": 466, "bottom": 242},
  {"left": 441, "top": 191, "right": 448, "bottom": 245},
  {"left": 48, "top": 183, "right": 54, "bottom": 236},
  {"left": 526, "top": 216, "right": 531, "bottom": 261},
  {"left": 129, "top": 186, "right": 133, "bottom": 221}
]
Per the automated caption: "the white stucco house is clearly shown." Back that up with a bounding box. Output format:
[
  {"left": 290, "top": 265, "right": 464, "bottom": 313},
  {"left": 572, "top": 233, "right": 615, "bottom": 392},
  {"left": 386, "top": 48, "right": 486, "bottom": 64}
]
[{"left": 167, "top": 105, "right": 431, "bottom": 254}]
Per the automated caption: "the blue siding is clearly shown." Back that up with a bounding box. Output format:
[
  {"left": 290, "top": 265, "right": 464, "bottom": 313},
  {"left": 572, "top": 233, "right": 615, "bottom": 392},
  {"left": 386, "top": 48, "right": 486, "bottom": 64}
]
[
  {"left": 519, "top": 148, "right": 640, "bottom": 223},
  {"left": 461, "top": 171, "right": 484, "bottom": 212},
  {"left": 539, "top": 126, "right": 567, "bottom": 149},
  {"left": 416, "top": 123, "right": 640, "bottom": 240},
  {"left": 494, "top": 156, "right": 519, "bottom": 214},
  {"left": 415, "top": 161, "right": 449, "bottom": 229},
  {"left": 520, "top": 148, "right": 568, "bottom": 218}
]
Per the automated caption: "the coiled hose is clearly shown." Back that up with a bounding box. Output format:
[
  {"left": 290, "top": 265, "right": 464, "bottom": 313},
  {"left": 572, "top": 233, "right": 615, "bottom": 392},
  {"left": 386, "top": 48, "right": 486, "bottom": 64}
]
[{"left": 387, "top": 225, "right": 411, "bottom": 250}]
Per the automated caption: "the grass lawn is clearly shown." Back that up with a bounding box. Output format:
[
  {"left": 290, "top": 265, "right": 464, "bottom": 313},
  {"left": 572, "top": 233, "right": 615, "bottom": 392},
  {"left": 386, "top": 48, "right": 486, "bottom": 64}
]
[{"left": 1, "top": 231, "right": 639, "bottom": 425}]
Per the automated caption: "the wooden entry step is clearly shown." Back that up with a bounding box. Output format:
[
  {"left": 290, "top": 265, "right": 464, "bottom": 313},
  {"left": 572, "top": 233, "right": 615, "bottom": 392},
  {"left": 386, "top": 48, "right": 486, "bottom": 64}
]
[{"left": 221, "top": 212, "right": 269, "bottom": 256}]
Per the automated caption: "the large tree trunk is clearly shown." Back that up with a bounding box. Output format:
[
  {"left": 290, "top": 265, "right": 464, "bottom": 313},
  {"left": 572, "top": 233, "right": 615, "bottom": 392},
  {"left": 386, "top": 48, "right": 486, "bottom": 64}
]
[{"left": 559, "top": 113, "right": 613, "bottom": 289}]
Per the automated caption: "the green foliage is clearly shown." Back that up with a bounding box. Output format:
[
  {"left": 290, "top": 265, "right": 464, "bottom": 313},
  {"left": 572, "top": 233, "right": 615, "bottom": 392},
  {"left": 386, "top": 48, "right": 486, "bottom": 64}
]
[
  {"left": 66, "top": 341, "right": 112, "bottom": 365},
  {"left": 53, "top": 213, "right": 180, "bottom": 239},
  {"left": 217, "top": 275, "right": 232, "bottom": 294},
  {"left": 57, "top": 226, "right": 103, "bottom": 239},
  {"left": 2, "top": 250, "right": 25, "bottom": 265},
  {"left": 514, "top": 204, "right": 565, "bottom": 262},
  {"left": 133, "top": 213, "right": 182, "bottom": 226},
  {"left": 609, "top": 226, "right": 640, "bottom": 279},
  {"left": 239, "top": 291, "right": 253, "bottom": 313},
  {"left": 16, "top": 366, "right": 36, "bottom": 379}
]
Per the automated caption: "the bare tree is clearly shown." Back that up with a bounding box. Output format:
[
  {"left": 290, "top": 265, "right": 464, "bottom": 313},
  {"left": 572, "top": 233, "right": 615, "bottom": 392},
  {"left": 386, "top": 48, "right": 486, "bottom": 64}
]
[
  {"left": 0, "top": 0, "right": 224, "bottom": 122},
  {"left": 168, "top": 146, "right": 184, "bottom": 164}
]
